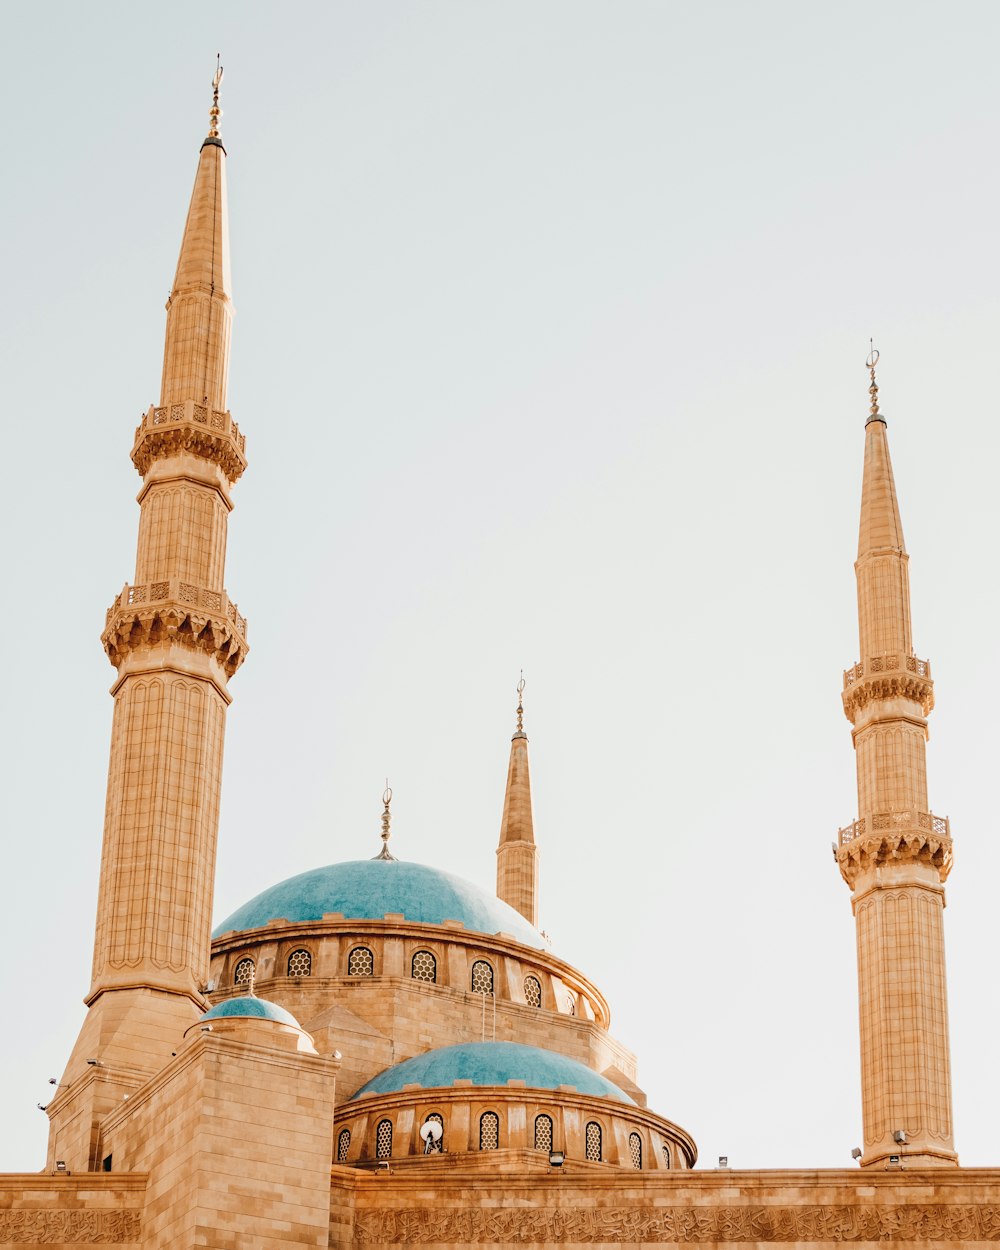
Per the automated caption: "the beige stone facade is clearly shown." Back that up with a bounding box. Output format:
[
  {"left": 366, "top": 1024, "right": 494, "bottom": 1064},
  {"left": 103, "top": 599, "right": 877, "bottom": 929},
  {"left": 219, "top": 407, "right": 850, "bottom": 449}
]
[{"left": 2, "top": 80, "right": 997, "bottom": 1250}]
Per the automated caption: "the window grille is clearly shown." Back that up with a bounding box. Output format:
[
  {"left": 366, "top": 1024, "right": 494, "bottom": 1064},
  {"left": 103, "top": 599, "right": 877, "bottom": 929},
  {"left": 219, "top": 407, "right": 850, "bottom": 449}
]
[
  {"left": 424, "top": 1111, "right": 444, "bottom": 1153},
  {"left": 661, "top": 1142, "right": 672, "bottom": 1169},
  {"left": 480, "top": 1111, "right": 500, "bottom": 1150},
  {"left": 629, "top": 1132, "right": 642, "bottom": 1169},
  {"left": 533, "top": 1114, "right": 553, "bottom": 1152},
  {"left": 376, "top": 1119, "right": 393, "bottom": 1159},
  {"left": 585, "top": 1121, "right": 602, "bottom": 1162},
  {"left": 234, "top": 957, "right": 255, "bottom": 985},
  {"left": 566, "top": 994, "right": 577, "bottom": 1016},
  {"left": 287, "top": 948, "right": 312, "bottom": 977},
  {"left": 524, "top": 975, "right": 542, "bottom": 1007},
  {"left": 471, "top": 960, "right": 494, "bottom": 995},
  {"left": 337, "top": 1129, "right": 351, "bottom": 1162},
  {"left": 411, "top": 950, "right": 436, "bottom": 983},
  {"left": 348, "top": 946, "right": 374, "bottom": 977}
]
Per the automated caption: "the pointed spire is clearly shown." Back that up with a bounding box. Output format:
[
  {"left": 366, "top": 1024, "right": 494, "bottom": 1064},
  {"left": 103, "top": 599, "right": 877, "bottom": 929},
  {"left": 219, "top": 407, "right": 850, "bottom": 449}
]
[
  {"left": 855, "top": 349, "right": 912, "bottom": 658},
  {"left": 159, "top": 60, "right": 232, "bottom": 412},
  {"left": 497, "top": 676, "right": 538, "bottom": 926},
  {"left": 373, "top": 782, "right": 397, "bottom": 861}
]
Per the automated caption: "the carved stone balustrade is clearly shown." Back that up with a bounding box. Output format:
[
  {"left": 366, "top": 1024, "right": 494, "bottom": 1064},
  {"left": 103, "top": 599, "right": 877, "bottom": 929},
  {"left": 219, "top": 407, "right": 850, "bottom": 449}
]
[
  {"left": 131, "top": 399, "right": 248, "bottom": 483},
  {"left": 835, "top": 809, "right": 953, "bottom": 887},
  {"left": 842, "top": 653, "right": 933, "bottom": 720},
  {"left": 102, "top": 579, "right": 249, "bottom": 678}
]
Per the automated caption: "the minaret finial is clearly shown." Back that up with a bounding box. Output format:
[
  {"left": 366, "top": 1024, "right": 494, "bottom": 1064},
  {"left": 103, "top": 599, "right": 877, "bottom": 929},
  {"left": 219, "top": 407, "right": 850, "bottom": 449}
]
[
  {"left": 866, "top": 340, "right": 884, "bottom": 425},
  {"left": 374, "top": 780, "right": 398, "bottom": 861},
  {"left": 208, "top": 54, "right": 224, "bottom": 140},
  {"left": 514, "top": 671, "right": 526, "bottom": 739}
]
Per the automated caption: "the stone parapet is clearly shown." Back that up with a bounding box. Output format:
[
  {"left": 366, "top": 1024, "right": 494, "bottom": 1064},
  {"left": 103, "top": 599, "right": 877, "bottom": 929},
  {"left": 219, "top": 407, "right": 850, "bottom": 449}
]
[
  {"left": 835, "top": 810, "right": 952, "bottom": 887},
  {"left": 102, "top": 579, "right": 248, "bottom": 677},
  {"left": 842, "top": 653, "right": 933, "bottom": 720},
  {"left": 131, "top": 401, "right": 247, "bottom": 483}
]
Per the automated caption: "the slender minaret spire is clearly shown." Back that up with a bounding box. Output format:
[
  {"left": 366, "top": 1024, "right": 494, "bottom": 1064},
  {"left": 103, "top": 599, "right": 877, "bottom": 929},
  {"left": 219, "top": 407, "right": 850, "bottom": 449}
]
[
  {"left": 374, "top": 782, "right": 398, "bottom": 861},
  {"left": 496, "top": 674, "right": 539, "bottom": 926},
  {"left": 836, "top": 349, "right": 956, "bottom": 1168},
  {"left": 48, "top": 67, "right": 249, "bottom": 1171}
]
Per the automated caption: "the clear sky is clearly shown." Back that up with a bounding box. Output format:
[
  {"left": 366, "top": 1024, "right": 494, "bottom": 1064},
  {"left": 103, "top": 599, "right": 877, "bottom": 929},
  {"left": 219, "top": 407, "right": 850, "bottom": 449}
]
[{"left": 1, "top": 0, "right": 998, "bottom": 1172}]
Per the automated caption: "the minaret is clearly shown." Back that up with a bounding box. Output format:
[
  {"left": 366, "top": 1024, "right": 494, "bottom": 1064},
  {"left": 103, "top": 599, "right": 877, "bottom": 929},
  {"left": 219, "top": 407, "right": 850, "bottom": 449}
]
[
  {"left": 836, "top": 349, "right": 956, "bottom": 1168},
  {"left": 496, "top": 676, "right": 539, "bottom": 926},
  {"left": 48, "top": 67, "right": 249, "bottom": 1170}
]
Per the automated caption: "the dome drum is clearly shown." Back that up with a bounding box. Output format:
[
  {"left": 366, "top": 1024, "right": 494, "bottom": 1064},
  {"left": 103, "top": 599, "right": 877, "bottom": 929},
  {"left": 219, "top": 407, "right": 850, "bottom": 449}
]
[{"left": 334, "top": 1085, "right": 694, "bottom": 1170}]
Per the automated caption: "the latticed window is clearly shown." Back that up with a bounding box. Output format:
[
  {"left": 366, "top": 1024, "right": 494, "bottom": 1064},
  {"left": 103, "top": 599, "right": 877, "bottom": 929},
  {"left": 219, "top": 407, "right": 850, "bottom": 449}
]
[
  {"left": 661, "top": 1142, "right": 672, "bottom": 1169},
  {"left": 337, "top": 1129, "right": 351, "bottom": 1162},
  {"left": 348, "top": 946, "right": 374, "bottom": 976},
  {"left": 585, "top": 1121, "right": 602, "bottom": 1162},
  {"left": 533, "top": 1114, "right": 553, "bottom": 1152},
  {"left": 234, "top": 957, "right": 255, "bottom": 986},
  {"left": 524, "top": 975, "right": 542, "bottom": 1007},
  {"left": 376, "top": 1119, "right": 393, "bottom": 1159},
  {"left": 629, "top": 1132, "right": 642, "bottom": 1170},
  {"left": 471, "top": 960, "right": 494, "bottom": 995},
  {"left": 411, "top": 950, "right": 436, "bottom": 983},
  {"left": 424, "top": 1111, "right": 444, "bottom": 1153},
  {"left": 287, "top": 948, "right": 312, "bottom": 977},
  {"left": 566, "top": 994, "right": 577, "bottom": 1017},
  {"left": 479, "top": 1111, "right": 500, "bottom": 1150}
]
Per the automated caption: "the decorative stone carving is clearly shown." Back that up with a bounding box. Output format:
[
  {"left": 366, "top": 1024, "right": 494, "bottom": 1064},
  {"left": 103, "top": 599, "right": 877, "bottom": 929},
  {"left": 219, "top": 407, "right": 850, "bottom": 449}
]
[
  {"left": 353, "top": 1203, "right": 1000, "bottom": 1243},
  {"left": 835, "top": 810, "right": 953, "bottom": 887},
  {"left": 103, "top": 579, "right": 248, "bottom": 677},
  {"left": 0, "top": 1209, "right": 141, "bottom": 1243},
  {"left": 133, "top": 401, "right": 247, "bottom": 483},
  {"left": 841, "top": 654, "right": 933, "bottom": 720}
]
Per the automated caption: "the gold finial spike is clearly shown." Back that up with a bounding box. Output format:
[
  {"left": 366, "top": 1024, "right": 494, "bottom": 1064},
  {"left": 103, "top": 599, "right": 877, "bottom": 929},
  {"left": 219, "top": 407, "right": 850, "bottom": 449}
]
[
  {"left": 374, "top": 780, "right": 398, "bottom": 861},
  {"left": 514, "top": 671, "right": 526, "bottom": 738},
  {"left": 208, "top": 53, "right": 224, "bottom": 140},
  {"left": 866, "top": 340, "right": 884, "bottom": 425},
  {"left": 246, "top": 964, "right": 256, "bottom": 998}
]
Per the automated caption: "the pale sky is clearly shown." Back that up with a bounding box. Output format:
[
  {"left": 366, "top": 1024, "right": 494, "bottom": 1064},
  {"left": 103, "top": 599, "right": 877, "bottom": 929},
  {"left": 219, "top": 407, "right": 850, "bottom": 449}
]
[{"left": 1, "top": 1, "right": 998, "bottom": 1173}]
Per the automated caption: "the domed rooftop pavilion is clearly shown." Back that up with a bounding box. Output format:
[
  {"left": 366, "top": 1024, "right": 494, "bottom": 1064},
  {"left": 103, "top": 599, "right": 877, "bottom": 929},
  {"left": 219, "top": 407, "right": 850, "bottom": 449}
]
[
  {"left": 201, "top": 996, "right": 301, "bottom": 1026},
  {"left": 351, "top": 1041, "right": 635, "bottom": 1104},
  {"left": 213, "top": 858, "right": 546, "bottom": 949}
]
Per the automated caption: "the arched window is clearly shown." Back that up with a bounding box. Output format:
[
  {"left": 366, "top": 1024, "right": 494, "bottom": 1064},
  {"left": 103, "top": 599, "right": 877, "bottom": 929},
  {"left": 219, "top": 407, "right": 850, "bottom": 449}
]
[
  {"left": 375, "top": 1119, "right": 393, "bottom": 1159},
  {"left": 471, "top": 960, "right": 494, "bottom": 995},
  {"left": 629, "top": 1132, "right": 642, "bottom": 1169},
  {"left": 287, "top": 948, "right": 312, "bottom": 977},
  {"left": 422, "top": 1111, "right": 444, "bottom": 1153},
  {"left": 336, "top": 1128, "right": 351, "bottom": 1162},
  {"left": 234, "top": 957, "right": 255, "bottom": 986},
  {"left": 479, "top": 1111, "right": 500, "bottom": 1150},
  {"left": 348, "top": 946, "right": 374, "bottom": 977},
  {"left": 533, "top": 1114, "right": 553, "bottom": 1152},
  {"left": 585, "top": 1121, "right": 602, "bottom": 1162},
  {"left": 565, "top": 993, "right": 577, "bottom": 1017},
  {"left": 524, "top": 975, "right": 542, "bottom": 1007},
  {"left": 411, "top": 950, "right": 436, "bottom": 983},
  {"left": 661, "top": 1142, "right": 672, "bottom": 1169}
]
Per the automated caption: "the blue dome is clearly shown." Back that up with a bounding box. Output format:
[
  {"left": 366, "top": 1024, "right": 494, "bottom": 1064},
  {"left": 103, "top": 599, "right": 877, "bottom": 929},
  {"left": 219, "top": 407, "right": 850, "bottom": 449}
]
[
  {"left": 201, "top": 996, "right": 301, "bottom": 1027},
  {"left": 213, "top": 859, "right": 545, "bottom": 950},
  {"left": 351, "top": 1042, "right": 634, "bottom": 1104}
]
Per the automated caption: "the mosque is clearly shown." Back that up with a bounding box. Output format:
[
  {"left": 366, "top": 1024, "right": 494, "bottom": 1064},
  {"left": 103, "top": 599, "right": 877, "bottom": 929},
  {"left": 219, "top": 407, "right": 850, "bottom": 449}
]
[{"left": 1, "top": 75, "right": 998, "bottom": 1250}]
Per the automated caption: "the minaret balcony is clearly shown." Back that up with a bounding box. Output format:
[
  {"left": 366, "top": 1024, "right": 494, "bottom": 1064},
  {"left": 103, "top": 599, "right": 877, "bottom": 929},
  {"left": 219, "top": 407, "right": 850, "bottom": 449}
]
[
  {"left": 834, "top": 810, "right": 953, "bottom": 887},
  {"left": 102, "top": 578, "right": 248, "bottom": 678},
  {"left": 842, "top": 653, "right": 933, "bottom": 720},
  {"left": 131, "top": 400, "right": 248, "bottom": 483}
]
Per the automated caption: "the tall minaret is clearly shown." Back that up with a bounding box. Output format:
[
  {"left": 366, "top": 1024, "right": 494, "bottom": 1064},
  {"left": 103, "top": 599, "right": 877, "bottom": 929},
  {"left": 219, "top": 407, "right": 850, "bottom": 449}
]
[
  {"left": 48, "top": 67, "right": 249, "bottom": 1170},
  {"left": 496, "top": 676, "right": 539, "bottom": 926},
  {"left": 836, "top": 350, "right": 956, "bottom": 1168}
]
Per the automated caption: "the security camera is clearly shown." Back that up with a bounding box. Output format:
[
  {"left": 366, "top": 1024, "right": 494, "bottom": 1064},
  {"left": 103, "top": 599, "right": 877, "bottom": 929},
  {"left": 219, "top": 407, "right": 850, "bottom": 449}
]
[
  {"left": 851, "top": 1147, "right": 862, "bottom": 1161},
  {"left": 893, "top": 1130, "right": 907, "bottom": 1145}
]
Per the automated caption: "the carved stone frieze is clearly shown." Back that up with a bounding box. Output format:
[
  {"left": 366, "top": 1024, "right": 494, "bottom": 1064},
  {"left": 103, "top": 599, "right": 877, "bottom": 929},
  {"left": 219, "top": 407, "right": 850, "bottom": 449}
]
[
  {"left": 103, "top": 580, "right": 248, "bottom": 678},
  {"left": 842, "top": 671, "right": 934, "bottom": 721},
  {"left": 353, "top": 1202, "right": 1000, "bottom": 1244},
  {"left": 131, "top": 401, "right": 247, "bottom": 483},
  {"left": 0, "top": 1208, "right": 141, "bottom": 1243},
  {"left": 836, "top": 821, "right": 953, "bottom": 888}
]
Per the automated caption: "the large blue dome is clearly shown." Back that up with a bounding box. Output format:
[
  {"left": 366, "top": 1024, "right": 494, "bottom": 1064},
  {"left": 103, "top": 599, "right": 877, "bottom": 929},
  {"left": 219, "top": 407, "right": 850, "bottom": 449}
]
[
  {"left": 351, "top": 1042, "right": 634, "bottom": 1104},
  {"left": 213, "top": 859, "right": 546, "bottom": 949}
]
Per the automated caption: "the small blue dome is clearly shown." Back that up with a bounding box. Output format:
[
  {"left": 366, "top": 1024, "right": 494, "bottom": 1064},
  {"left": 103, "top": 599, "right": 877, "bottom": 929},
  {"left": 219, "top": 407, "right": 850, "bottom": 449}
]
[
  {"left": 201, "top": 996, "right": 301, "bottom": 1027},
  {"left": 350, "top": 1042, "right": 634, "bottom": 1104},
  {"left": 213, "top": 859, "right": 545, "bottom": 950}
]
